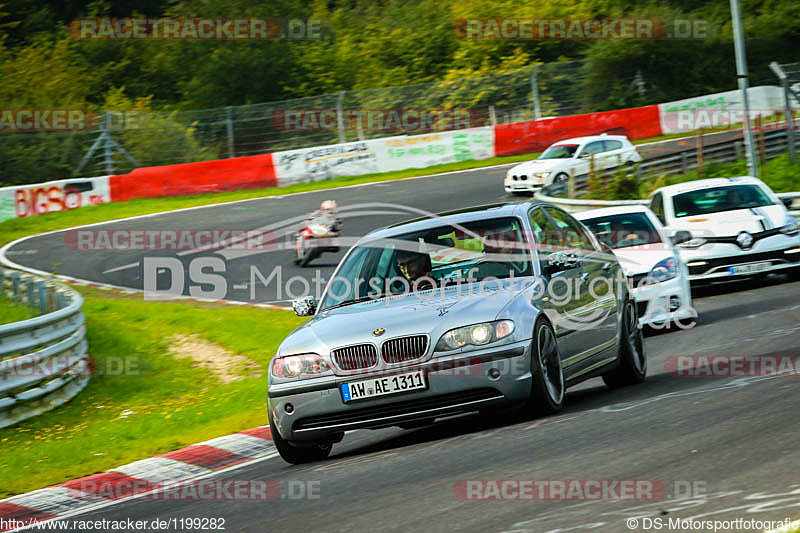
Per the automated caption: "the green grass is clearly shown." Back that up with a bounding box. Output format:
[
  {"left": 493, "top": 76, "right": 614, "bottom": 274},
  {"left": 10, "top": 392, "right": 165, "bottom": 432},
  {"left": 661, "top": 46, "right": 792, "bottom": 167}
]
[
  {"left": 0, "top": 293, "right": 39, "bottom": 325},
  {"left": 0, "top": 153, "right": 535, "bottom": 249},
  {"left": 0, "top": 287, "right": 307, "bottom": 497}
]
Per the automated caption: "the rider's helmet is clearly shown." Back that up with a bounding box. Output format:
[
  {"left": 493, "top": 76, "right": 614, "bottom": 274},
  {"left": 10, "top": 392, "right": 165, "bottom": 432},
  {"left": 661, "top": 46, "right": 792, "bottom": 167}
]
[{"left": 320, "top": 200, "right": 338, "bottom": 212}]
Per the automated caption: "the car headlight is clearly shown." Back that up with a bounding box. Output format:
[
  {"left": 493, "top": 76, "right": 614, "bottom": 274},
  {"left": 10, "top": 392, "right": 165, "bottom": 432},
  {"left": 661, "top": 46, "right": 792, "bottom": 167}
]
[
  {"left": 435, "top": 320, "right": 515, "bottom": 352},
  {"left": 534, "top": 172, "right": 551, "bottom": 180},
  {"left": 271, "top": 353, "right": 331, "bottom": 379},
  {"left": 780, "top": 215, "right": 800, "bottom": 235},
  {"left": 677, "top": 237, "right": 707, "bottom": 249},
  {"left": 648, "top": 257, "right": 678, "bottom": 284},
  {"left": 308, "top": 224, "right": 328, "bottom": 237}
]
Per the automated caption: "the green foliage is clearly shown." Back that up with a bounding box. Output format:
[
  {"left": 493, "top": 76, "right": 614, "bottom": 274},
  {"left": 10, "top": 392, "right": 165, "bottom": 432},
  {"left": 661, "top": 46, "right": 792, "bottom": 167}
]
[
  {"left": 638, "top": 153, "right": 800, "bottom": 198},
  {"left": 1, "top": 0, "right": 800, "bottom": 182}
]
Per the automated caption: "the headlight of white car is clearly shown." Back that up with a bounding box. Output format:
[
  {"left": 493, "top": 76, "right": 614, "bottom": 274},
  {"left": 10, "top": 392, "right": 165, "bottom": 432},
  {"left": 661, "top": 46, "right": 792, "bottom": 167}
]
[
  {"left": 271, "top": 353, "right": 331, "bottom": 379},
  {"left": 780, "top": 215, "right": 800, "bottom": 235},
  {"left": 647, "top": 257, "right": 678, "bottom": 283},
  {"left": 534, "top": 172, "right": 551, "bottom": 181},
  {"left": 677, "top": 237, "right": 707, "bottom": 249},
  {"left": 435, "top": 320, "right": 515, "bottom": 351}
]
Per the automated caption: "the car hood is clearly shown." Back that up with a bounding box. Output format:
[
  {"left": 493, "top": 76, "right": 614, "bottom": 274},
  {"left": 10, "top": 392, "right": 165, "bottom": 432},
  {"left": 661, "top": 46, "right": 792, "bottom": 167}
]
[
  {"left": 510, "top": 159, "right": 565, "bottom": 175},
  {"left": 610, "top": 243, "right": 675, "bottom": 275},
  {"left": 672, "top": 205, "right": 786, "bottom": 237},
  {"left": 278, "top": 280, "right": 530, "bottom": 355}
]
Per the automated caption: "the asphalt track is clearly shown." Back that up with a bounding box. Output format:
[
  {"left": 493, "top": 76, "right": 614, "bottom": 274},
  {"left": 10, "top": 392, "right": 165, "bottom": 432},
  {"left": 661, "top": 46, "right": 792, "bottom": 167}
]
[
  {"left": 0, "top": 128, "right": 755, "bottom": 308},
  {"left": 4, "top": 131, "right": 800, "bottom": 532}
]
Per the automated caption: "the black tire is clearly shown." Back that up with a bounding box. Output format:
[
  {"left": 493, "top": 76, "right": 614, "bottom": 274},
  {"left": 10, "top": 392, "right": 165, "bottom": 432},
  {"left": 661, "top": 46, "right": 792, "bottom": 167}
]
[
  {"left": 297, "top": 246, "right": 316, "bottom": 267},
  {"left": 269, "top": 414, "right": 332, "bottom": 465},
  {"left": 554, "top": 173, "right": 569, "bottom": 183},
  {"left": 602, "top": 299, "right": 647, "bottom": 388},
  {"left": 524, "top": 319, "right": 565, "bottom": 416}
]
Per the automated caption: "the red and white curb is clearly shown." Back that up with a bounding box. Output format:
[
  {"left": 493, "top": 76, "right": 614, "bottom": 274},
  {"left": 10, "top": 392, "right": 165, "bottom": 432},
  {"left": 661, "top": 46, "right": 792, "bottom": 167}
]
[{"left": 0, "top": 426, "right": 275, "bottom": 531}]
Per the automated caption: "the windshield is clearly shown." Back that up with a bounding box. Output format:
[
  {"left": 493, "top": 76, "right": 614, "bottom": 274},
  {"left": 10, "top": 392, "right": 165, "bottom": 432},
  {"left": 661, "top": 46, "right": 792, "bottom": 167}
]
[
  {"left": 580, "top": 213, "right": 662, "bottom": 249},
  {"left": 672, "top": 184, "right": 775, "bottom": 218},
  {"left": 538, "top": 144, "right": 578, "bottom": 159},
  {"left": 320, "top": 217, "right": 532, "bottom": 311}
]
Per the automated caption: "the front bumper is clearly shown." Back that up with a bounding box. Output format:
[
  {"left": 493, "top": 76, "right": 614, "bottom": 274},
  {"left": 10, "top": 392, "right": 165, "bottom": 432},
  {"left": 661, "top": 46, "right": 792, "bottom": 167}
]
[
  {"left": 268, "top": 341, "right": 531, "bottom": 442},
  {"left": 504, "top": 177, "right": 545, "bottom": 193},
  {"left": 630, "top": 275, "right": 695, "bottom": 327},
  {"left": 678, "top": 237, "right": 800, "bottom": 282}
]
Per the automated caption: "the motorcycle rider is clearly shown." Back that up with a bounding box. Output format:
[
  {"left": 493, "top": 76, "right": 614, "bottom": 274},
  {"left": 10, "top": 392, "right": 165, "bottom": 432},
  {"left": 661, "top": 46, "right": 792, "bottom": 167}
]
[{"left": 308, "top": 200, "right": 342, "bottom": 232}]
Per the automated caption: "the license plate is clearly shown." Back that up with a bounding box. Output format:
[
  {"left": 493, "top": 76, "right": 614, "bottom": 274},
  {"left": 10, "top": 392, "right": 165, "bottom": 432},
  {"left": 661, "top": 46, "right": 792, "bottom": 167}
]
[
  {"left": 341, "top": 371, "right": 426, "bottom": 402},
  {"left": 729, "top": 262, "right": 771, "bottom": 275}
]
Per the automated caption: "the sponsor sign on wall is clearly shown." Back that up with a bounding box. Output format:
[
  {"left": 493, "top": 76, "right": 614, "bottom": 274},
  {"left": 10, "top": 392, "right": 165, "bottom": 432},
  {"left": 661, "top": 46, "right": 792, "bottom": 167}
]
[
  {"left": 0, "top": 177, "right": 111, "bottom": 222},
  {"left": 658, "top": 85, "right": 793, "bottom": 134},
  {"left": 273, "top": 128, "right": 495, "bottom": 185}
]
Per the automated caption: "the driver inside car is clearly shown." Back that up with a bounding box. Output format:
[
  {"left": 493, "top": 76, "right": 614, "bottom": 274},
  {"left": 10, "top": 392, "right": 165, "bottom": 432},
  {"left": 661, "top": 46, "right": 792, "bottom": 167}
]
[{"left": 394, "top": 249, "right": 434, "bottom": 292}]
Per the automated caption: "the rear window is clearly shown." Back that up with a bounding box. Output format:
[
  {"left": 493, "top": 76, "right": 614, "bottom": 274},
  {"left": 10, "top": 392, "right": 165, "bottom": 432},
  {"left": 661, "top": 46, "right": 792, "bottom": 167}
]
[
  {"left": 580, "top": 212, "right": 662, "bottom": 249},
  {"left": 672, "top": 184, "right": 774, "bottom": 218}
]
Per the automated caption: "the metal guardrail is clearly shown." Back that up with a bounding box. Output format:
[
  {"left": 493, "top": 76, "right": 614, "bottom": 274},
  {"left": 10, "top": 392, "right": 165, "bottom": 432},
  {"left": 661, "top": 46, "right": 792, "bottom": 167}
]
[
  {"left": 542, "top": 126, "right": 800, "bottom": 200},
  {"left": 0, "top": 268, "right": 89, "bottom": 428}
]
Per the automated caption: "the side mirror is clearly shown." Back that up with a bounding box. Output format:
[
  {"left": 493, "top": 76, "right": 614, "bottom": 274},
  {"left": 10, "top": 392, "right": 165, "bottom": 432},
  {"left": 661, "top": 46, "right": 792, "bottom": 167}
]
[
  {"left": 671, "top": 230, "right": 692, "bottom": 246},
  {"left": 781, "top": 197, "right": 794, "bottom": 209},
  {"left": 292, "top": 296, "right": 317, "bottom": 317},
  {"left": 545, "top": 251, "right": 580, "bottom": 274}
]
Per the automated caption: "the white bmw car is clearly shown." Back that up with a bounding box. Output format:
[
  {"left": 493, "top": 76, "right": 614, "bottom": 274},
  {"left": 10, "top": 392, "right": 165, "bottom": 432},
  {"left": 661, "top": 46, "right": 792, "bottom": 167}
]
[
  {"left": 504, "top": 134, "right": 642, "bottom": 194},
  {"left": 647, "top": 177, "right": 800, "bottom": 282},
  {"left": 576, "top": 205, "right": 696, "bottom": 327}
]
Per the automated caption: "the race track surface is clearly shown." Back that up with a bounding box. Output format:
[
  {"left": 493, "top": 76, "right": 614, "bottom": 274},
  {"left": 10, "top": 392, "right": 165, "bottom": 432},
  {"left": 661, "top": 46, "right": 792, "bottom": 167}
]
[{"left": 4, "top": 133, "right": 800, "bottom": 532}]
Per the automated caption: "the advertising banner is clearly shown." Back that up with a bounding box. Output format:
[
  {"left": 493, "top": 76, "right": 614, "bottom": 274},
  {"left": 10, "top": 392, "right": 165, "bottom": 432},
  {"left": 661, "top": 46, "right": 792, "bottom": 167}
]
[
  {"left": 0, "top": 176, "right": 111, "bottom": 222},
  {"left": 658, "top": 85, "right": 792, "bottom": 134},
  {"left": 273, "top": 127, "right": 495, "bottom": 185}
]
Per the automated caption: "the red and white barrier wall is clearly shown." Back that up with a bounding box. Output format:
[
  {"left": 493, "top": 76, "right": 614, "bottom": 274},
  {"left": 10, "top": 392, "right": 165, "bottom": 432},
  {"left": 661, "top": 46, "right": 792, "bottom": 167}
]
[{"left": 1, "top": 86, "right": 791, "bottom": 223}]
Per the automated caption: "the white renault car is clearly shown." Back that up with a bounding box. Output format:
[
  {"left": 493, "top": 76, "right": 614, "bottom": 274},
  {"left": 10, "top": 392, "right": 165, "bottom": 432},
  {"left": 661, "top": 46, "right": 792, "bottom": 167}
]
[
  {"left": 647, "top": 177, "right": 800, "bottom": 282},
  {"left": 576, "top": 205, "right": 696, "bottom": 327},
  {"left": 504, "top": 134, "right": 642, "bottom": 194}
]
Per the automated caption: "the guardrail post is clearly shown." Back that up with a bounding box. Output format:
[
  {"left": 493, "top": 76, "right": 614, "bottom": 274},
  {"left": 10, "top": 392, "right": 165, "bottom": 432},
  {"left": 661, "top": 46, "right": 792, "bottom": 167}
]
[
  {"left": 568, "top": 168, "right": 576, "bottom": 199},
  {"left": 11, "top": 272, "right": 20, "bottom": 299},
  {"left": 25, "top": 278, "right": 34, "bottom": 307},
  {"left": 37, "top": 281, "right": 47, "bottom": 314},
  {"left": 756, "top": 114, "right": 767, "bottom": 165},
  {"left": 697, "top": 129, "right": 704, "bottom": 175},
  {"left": 46, "top": 284, "right": 56, "bottom": 313}
]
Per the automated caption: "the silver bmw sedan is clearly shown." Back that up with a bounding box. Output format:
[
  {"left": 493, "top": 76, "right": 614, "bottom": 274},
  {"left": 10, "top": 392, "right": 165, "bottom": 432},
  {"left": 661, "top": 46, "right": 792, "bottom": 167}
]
[{"left": 268, "top": 201, "right": 646, "bottom": 464}]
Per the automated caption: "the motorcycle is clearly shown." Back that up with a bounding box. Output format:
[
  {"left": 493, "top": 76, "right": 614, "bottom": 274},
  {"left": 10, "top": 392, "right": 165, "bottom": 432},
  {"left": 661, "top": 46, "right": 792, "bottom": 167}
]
[{"left": 293, "top": 215, "right": 341, "bottom": 267}]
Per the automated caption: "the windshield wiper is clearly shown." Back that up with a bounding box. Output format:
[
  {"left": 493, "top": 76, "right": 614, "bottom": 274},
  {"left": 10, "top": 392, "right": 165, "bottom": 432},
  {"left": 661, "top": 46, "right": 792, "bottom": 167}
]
[{"left": 321, "top": 295, "right": 379, "bottom": 311}]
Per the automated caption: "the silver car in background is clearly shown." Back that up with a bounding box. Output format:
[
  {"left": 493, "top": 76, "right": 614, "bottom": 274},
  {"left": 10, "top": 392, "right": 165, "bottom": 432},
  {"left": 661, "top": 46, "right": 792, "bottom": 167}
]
[{"left": 268, "top": 202, "right": 646, "bottom": 464}]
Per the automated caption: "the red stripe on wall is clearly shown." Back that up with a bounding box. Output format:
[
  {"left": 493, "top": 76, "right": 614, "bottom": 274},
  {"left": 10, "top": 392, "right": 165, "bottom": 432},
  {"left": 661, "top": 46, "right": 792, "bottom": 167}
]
[
  {"left": 494, "top": 105, "right": 662, "bottom": 157},
  {"left": 109, "top": 153, "right": 277, "bottom": 203}
]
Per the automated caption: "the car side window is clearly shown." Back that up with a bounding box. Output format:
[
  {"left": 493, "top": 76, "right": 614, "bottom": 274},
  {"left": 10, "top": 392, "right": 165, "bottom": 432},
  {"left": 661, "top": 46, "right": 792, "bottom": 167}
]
[
  {"left": 544, "top": 207, "right": 597, "bottom": 251},
  {"left": 604, "top": 140, "right": 623, "bottom": 151},
  {"left": 580, "top": 141, "right": 606, "bottom": 156},
  {"left": 529, "top": 208, "right": 560, "bottom": 270},
  {"left": 651, "top": 193, "right": 665, "bottom": 224}
]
